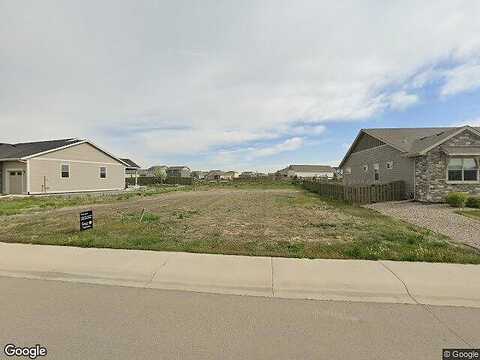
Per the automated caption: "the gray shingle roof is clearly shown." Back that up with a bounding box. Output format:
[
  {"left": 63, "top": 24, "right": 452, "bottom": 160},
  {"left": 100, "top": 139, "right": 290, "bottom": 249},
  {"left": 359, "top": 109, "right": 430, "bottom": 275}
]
[
  {"left": 0, "top": 138, "right": 83, "bottom": 159},
  {"left": 362, "top": 126, "right": 480, "bottom": 154},
  {"left": 339, "top": 125, "right": 480, "bottom": 168},
  {"left": 120, "top": 158, "right": 141, "bottom": 169}
]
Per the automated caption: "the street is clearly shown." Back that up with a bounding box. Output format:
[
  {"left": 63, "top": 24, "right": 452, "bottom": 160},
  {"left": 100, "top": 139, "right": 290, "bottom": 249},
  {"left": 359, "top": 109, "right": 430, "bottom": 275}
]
[{"left": 0, "top": 276, "right": 478, "bottom": 360}]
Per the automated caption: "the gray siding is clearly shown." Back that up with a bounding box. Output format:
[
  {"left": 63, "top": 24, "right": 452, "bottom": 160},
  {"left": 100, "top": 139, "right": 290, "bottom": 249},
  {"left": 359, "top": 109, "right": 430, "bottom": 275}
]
[
  {"left": 342, "top": 145, "right": 415, "bottom": 197},
  {"left": 352, "top": 133, "right": 385, "bottom": 153}
]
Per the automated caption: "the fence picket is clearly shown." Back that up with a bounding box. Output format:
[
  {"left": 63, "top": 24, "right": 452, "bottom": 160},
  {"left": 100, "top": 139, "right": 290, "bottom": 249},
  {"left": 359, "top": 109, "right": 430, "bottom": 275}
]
[{"left": 302, "top": 180, "right": 405, "bottom": 204}]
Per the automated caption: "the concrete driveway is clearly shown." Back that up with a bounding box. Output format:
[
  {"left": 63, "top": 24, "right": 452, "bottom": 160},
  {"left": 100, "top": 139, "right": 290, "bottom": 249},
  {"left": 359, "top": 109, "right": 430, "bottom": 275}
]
[{"left": 365, "top": 201, "right": 480, "bottom": 249}]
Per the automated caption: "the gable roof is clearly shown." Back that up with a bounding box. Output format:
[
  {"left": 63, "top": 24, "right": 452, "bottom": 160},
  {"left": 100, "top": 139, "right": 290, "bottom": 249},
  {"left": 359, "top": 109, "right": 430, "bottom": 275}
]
[
  {"left": 0, "top": 138, "right": 127, "bottom": 166},
  {"left": 339, "top": 126, "right": 480, "bottom": 168},
  {"left": 0, "top": 138, "right": 83, "bottom": 159},
  {"left": 120, "top": 158, "right": 141, "bottom": 169},
  {"left": 288, "top": 164, "right": 335, "bottom": 172}
]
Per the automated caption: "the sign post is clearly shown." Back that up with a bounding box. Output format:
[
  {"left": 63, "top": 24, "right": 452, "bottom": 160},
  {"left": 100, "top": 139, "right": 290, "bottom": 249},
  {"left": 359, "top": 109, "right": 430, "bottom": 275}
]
[{"left": 80, "top": 210, "right": 93, "bottom": 231}]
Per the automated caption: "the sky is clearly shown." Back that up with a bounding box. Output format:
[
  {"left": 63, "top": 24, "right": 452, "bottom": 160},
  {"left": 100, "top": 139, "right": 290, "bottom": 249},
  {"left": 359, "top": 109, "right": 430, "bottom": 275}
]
[{"left": 2, "top": 0, "right": 480, "bottom": 172}]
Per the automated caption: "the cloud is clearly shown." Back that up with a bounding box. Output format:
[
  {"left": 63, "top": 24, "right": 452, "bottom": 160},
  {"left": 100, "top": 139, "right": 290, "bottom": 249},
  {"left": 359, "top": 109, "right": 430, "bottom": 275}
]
[
  {"left": 388, "top": 91, "right": 419, "bottom": 110},
  {"left": 254, "top": 137, "right": 304, "bottom": 157},
  {"left": 2, "top": 0, "right": 480, "bottom": 168},
  {"left": 441, "top": 62, "right": 480, "bottom": 96}
]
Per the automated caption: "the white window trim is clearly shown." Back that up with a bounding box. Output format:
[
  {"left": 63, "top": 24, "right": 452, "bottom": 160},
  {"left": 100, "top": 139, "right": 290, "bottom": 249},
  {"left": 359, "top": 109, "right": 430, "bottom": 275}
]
[
  {"left": 61, "top": 164, "right": 70, "bottom": 179},
  {"left": 446, "top": 157, "right": 480, "bottom": 184},
  {"left": 363, "top": 164, "right": 368, "bottom": 172},
  {"left": 386, "top": 161, "right": 394, "bottom": 170}
]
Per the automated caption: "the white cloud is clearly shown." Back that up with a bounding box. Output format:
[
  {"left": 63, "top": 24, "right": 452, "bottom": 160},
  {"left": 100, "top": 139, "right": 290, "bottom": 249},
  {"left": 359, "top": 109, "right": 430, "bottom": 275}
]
[
  {"left": 2, "top": 0, "right": 480, "bottom": 167},
  {"left": 254, "top": 137, "right": 304, "bottom": 157},
  {"left": 441, "top": 62, "right": 480, "bottom": 96},
  {"left": 388, "top": 91, "right": 419, "bottom": 110}
]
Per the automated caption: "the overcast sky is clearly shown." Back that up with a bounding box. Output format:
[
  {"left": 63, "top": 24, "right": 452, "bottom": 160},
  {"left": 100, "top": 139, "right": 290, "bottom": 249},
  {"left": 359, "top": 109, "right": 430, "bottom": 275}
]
[{"left": 2, "top": 1, "right": 480, "bottom": 171}]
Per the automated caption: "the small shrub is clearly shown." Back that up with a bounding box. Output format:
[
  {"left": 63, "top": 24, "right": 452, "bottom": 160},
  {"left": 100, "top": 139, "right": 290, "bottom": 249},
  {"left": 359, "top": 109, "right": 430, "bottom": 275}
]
[
  {"left": 446, "top": 192, "right": 469, "bottom": 208},
  {"left": 466, "top": 196, "right": 480, "bottom": 209}
]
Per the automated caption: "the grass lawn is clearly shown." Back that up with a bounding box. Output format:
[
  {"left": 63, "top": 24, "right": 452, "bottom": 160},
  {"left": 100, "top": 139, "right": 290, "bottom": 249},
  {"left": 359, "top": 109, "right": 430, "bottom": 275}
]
[
  {"left": 0, "top": 185, "right": 194, "bottom": 216},
  {"left": 455, "top": 209, "right": 480, "bottom": 220},
  {"left": 0, "top": 180, "right": 294, "bottom": 216},
  {"left": 1, "top": 183, "right": 479, "bottom": 264}
]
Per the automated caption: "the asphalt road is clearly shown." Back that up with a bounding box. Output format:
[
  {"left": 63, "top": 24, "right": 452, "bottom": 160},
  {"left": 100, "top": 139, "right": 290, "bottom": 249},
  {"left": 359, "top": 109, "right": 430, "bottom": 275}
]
[{"left": 0, "top": 276, "right": 478, "bottom": 360}]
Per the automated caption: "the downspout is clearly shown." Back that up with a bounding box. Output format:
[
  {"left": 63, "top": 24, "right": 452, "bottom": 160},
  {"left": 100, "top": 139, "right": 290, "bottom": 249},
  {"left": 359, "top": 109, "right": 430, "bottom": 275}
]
[{"left": 26, "top": 159, "right": 31, "bottom": 195}]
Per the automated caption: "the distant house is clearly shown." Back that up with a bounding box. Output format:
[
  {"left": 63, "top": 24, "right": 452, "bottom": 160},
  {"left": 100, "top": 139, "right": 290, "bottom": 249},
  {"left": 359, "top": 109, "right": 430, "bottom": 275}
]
[
  {"left": 206, "top": 170, "right": 225, "bottom": 181},
  {"left": 223, "top": 171, "right": 240, "bottom": 180},
  {"left": 277, "top": 165, "right": 335, "bottom": 179},
  {"left": 121, "top": 158, "right": 141, "bottom": 179},
  {"left": 0, "top": 138, "right": 126, "bottom": 195},
  {"left": 139, "top": 165, "right": 167, "bottom": 177},
  {"left": 339, "top": 125, "right": 480, "bottom": 202},
  {"left": 121, "top": 158, "right": 141, "bottom": 187},
  {"left": 167, "top": 166, "right": 191, "bottom": 178},
  {"left": 239, "top": 171, "right": 257, "bottom": 179},
  {"left": 191, "top": 170, "right": 208, "bottom": 180}
]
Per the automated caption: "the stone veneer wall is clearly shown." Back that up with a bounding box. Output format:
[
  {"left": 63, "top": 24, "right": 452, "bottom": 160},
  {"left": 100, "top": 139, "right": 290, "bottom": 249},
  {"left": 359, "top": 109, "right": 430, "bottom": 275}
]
[{"left": 414, "top": 130, "right": 480, "bottom": 202}]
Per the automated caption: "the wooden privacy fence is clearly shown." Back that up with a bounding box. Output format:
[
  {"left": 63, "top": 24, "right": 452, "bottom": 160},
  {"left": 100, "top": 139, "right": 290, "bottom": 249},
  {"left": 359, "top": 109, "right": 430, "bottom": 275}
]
[{"left": 302, "top": 180, "right": 406, "bottom": 204}]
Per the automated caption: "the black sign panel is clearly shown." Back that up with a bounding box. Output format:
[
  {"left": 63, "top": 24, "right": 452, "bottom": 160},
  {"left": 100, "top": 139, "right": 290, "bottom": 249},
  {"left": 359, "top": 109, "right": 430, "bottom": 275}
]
[{"left": 80, "top": 210, "right": 93, "bottom": 231}]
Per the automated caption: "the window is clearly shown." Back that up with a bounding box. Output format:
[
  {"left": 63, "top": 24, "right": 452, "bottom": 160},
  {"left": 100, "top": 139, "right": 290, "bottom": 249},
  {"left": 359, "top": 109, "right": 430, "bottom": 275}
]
[
  {"left": 373, "top": 163, "right": 380, "bottom": 181},
  {"left": 386, "top": 161, "right": 394, "bottom": 169},
  {"left": 61, "top": 164, "right": 69, "bottom": 178},
  {"left": 363, "top": 164, "right": 368, "bottom": 172},
  {"left": 447, "top": 158, "right": 479, "bottom": 182},
  {"left": 100, "top": 167, "right": 107, "bottom": 178},
  {"left": 345, "top": 167, "right": 352, "bottom": 175}
]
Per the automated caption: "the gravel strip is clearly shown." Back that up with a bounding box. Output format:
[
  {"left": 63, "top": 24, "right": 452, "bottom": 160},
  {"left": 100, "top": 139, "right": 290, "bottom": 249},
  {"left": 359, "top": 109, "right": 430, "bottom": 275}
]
[{"left": 365, "top": 201, "right": 480, "bottom": 249}]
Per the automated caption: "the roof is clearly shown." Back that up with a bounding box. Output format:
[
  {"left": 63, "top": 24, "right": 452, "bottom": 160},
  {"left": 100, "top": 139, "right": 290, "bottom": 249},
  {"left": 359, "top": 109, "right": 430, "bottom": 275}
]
[
  {"left": 339, "top": 125, "right": 480, "bottom": 168},
  {"left": 0, "top": 138, "right": 83, "bottom": 159},
  {"left": 120, "top": 158, "right": 141, "bottom": 169},
  {"left": 288, "top": 165, "right": 335, "bottom": 172},
  {"left": 147, "top": 166, "right": 168, "bottom": 171}
]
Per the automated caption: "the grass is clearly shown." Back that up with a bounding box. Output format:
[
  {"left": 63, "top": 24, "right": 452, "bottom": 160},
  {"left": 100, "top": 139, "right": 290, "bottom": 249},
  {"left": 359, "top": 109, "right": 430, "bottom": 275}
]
[
  {"left": 455, "top": 209, "right": 480, "bottom": 220},
  {"left": 0, "top": 179, "right": 294, "bottom": 216},
  {"left": 1, "top": 184, "right": 479, "bottom": 264},
  {"left": 0, "top": 186, "right": 192, "bottom": 216}
]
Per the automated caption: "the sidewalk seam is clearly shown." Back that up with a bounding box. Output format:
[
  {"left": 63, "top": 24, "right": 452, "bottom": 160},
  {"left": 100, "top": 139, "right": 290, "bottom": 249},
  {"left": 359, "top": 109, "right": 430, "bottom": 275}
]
[
  {"left": 144, "top": 257, "right": 170, "bottom": 287},
  {"left": 380, "top": 261, "right": 472, "bottom": 347},
  {"left": 379, "top": 261, "right": 419, "bottom": 305}
]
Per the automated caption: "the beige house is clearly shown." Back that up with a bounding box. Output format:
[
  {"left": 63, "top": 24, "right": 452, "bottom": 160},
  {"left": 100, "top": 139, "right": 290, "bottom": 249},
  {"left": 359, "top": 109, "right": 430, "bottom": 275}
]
[{"left": 0, "top": 138, "right": 127, "bottom": 195}]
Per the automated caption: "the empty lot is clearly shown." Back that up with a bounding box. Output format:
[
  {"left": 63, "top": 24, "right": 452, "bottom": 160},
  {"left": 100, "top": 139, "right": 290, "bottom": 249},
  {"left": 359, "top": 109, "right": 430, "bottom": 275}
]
[{"left": 0, "top": 186, "right": 479, "bottom": 263}]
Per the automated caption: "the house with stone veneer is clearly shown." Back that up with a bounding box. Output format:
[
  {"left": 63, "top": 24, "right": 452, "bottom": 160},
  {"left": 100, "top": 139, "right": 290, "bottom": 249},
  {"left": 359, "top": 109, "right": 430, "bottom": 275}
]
[{"left": 339, "top": 125, "right": 480, "bottom": 202}]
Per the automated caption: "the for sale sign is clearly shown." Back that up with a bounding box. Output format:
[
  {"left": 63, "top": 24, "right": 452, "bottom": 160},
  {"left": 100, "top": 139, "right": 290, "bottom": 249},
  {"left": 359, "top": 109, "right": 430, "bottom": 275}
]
[{"left": 80, "top": 210, "right": 93, "bottom": 231}]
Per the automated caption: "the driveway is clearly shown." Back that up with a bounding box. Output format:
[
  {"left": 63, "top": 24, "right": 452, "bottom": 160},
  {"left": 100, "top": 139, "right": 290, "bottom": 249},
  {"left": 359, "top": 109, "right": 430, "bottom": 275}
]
[{"left": 365, "top": 201, "right": 480, "bottom": 249}]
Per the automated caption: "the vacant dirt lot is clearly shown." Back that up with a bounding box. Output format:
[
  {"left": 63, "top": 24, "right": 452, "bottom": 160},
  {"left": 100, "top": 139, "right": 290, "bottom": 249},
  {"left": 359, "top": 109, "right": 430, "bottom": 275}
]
[{"left": 1, "top": 187, "right": 479, "bottom": 263}]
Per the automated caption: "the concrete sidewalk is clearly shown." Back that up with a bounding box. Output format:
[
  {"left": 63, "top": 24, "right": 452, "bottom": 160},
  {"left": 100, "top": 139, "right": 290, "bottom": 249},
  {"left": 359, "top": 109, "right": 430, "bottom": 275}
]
[{"left": 0, "top": 242, "right": 479, "bottom": 308}]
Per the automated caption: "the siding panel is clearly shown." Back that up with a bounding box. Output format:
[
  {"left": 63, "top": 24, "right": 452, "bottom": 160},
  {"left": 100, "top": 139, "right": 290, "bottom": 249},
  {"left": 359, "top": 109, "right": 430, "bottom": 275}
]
[{"left": 343, "top": 145, "right": 415, "bottom": 197}]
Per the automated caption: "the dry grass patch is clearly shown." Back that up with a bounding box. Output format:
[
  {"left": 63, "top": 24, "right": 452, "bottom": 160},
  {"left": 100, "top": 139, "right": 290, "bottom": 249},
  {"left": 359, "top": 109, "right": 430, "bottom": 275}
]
[{"left": 1, "top": 186, "right": 479, "bottom": 264}]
